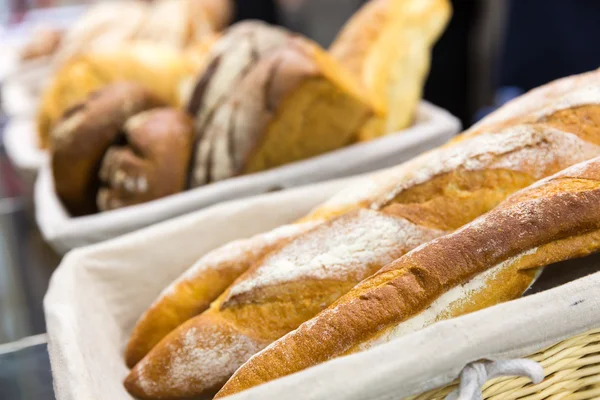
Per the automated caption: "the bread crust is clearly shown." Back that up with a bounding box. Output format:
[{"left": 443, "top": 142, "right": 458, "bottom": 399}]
[
  {"left": 217, "top": 157, "right": 600, "bottom": 397},
  {"left": 191, "top": 35, "right": 378, "bottom": 185},
  {"left": 96, "top": 108, "right": 195, "bottom": 211}
]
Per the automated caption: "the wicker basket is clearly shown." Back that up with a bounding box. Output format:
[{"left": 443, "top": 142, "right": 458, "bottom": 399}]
[{"left": 407, "top": 328, "right": 600, "bottom": 400}]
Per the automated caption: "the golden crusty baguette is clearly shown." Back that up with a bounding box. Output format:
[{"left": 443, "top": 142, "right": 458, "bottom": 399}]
[
  {"left": 217, "top": 156, "right": 600, "bottom": 397},
  {"left": 124, "top": 221, "right": 319, "bottom": 368},
  {"left": 124, "top": 70, "right": 600, "bottom": 399},
  {"left": 330, "top": 0, "right": 451, "bottom": 139},
  {"left": 307, "top": 69, "right": 600, "bottom": 221}
]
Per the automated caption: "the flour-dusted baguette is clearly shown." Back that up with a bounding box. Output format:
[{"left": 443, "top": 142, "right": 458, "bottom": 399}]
[
  {"left": 217, "top": 156, "right": 600, "bottom": 397},
  {"left": 124, "top": 221, "right": 319, "bottom": 368},
  {"left": 330, "top": 0, "right": 451, "bottom": 139},
  {"left": 124, "top": 70, "right": 600, "bottom": 399}
]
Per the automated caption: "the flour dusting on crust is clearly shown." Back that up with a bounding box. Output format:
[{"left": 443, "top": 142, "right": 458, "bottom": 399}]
[
  {"left": 152, "top": 221, "right": 319, "bottom": 303},
  {"left": 316, "top": 126, "right": 600, "bottom": 214},
  {"left": 470, "top": 69, "right": 600, "bottom": 130},
  {"left": 226, "top": 208, "right": 445, "bottom": 299},
  {"left": 135, "top": 325, "right": 265, "bottom": 395}
]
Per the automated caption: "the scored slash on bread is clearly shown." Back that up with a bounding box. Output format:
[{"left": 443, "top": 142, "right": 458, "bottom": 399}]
[
  {"left": 217, "top": 156, "right": 600, "bottom": 397},
  {"left": 124, "top": 69, "right": 600, "bottom": 399}
]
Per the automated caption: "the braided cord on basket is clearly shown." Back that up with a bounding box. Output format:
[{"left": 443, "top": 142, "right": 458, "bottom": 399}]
[{"left": 406, "top": 327, "right": 600, "bottom": 400}]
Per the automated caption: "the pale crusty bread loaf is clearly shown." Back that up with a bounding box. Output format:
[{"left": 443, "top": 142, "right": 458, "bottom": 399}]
[
  {"left": 330, "top": 0, "right": 451, "bottom": 139},
  {"left": 134, "top": 0, "right": 214, "bottom": 49},
  {"left": 51, "top": 1, "right": 149, "bottom": 65},
  {"left": 124, "top": 70, "right": 600, "bottom": 399},
  {"left": 218, "top": 156, "right": 600, "bottom": 396},
  {"left": 52, "top": 0, "right": 224, "bottom": 65}
]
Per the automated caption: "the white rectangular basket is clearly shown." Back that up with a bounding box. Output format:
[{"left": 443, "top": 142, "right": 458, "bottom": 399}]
[
  {"left": 34, "top": 101, "right": 460, "bottom": 253},
  {"left": 43, "top": 175, "right": 600, "bottom": 400}
]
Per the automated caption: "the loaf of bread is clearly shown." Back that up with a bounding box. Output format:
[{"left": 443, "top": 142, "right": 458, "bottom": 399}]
[
  {"left": 217, "top": 155, "right": 600, "bottom": 397},
  {"left": 124, "top": 23, "right": 383, "bottom": 366},
  {"left": 51, "top": 82, "right": 194, "bottom": 216},
  {"left": 184, "top": 21, "right": 292, "bottom": 186},
  {"left": 97, "top": 108, "right": 195, "bottom": 212},
  {"left": 187, "top": 30, "right": 382, "bottom": 186},
  {"left": 124, "top": 70, "right": 600, "bottom": 399},
  {"left": 329, "top": 0, "right": 451, "bottom": 139},
  {"left": 37, "top": 42, "right": 204, "bottom": 149}
]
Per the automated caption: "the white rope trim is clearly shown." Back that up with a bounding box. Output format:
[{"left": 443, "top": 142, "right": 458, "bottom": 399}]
[
  {"left": 445, "top": 359, "right": 544, "bottom": 400},
  {"left": 0, "top": 333, "right": 48, "bottom": 355}
]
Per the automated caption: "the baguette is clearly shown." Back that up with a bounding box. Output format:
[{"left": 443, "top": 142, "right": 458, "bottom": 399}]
[
  {"left": 330, "top": 0, "right": 451, "bottom": 139},
  {"left": 124, "top": 221, "right": 319, "bottom": 368},
  {"left": 218, "top": 156, "right": 600, "bottom": 397},
  {"left": 124, "top": 70, "right": 600, "bottom": 399}
]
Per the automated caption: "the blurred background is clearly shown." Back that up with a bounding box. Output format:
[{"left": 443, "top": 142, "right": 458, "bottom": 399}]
[{"left": 1, "top": 0, "right": 600, "bottom": 398}]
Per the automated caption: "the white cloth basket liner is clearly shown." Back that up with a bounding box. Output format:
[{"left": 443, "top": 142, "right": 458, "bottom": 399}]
[
  {"left": 33, "top": 101, "right": 460, "bottom": 253},
  {"left": 44, "top": 173, "right": 600, "bottom": 400}
]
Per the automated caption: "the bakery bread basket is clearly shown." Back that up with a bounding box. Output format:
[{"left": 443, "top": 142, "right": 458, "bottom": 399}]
[{"left": 44, "top": 170, "right": 600, "bottom": 400}]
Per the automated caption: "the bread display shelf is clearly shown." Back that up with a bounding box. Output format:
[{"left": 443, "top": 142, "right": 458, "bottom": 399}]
[
  {"left": 34, "top": 101, "right": 459, "bottom": 253},
  {"left": 43, "top": 170, "right": 600, "bottom": 400}
]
